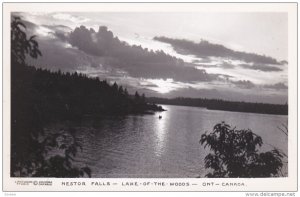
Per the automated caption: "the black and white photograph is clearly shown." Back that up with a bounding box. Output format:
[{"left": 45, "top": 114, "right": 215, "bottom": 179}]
[{"left": 2, "top": 2, "right": 298, "bottom": 192}]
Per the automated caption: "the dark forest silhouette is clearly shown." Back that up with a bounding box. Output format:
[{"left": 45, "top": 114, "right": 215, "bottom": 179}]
[
  {"left": 10, "top": 17, "right": 163, "bottom": 177},
  {"left": 147, "top": 97, "right": 288, "bottom": 115}
]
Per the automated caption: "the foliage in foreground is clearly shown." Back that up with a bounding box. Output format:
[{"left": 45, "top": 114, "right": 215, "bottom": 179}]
[
  {"left": 13, "top": 127, "right": 91, "bottom": 177},
  {"left": 11, "top": 16, "right": 92, "bottom": 177},
  {"left": 200, "top": 122, "right": 284, "bottom": 177},
  {"left": 11, "top": 16, "right": 163, "bottom": 177}
]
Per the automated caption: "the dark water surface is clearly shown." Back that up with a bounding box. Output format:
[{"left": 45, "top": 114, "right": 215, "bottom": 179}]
[{"left": 52, "top": 105, "right": 288, "bottom": 178}]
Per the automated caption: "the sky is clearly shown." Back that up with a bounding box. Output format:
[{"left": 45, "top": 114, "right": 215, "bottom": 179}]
[{"left": 16, "top": 12, "right": 288, "bottom": 104}]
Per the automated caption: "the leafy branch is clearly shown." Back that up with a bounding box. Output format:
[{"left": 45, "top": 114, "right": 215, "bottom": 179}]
[{"left": 200, "top": 122, "right": 284, "bottom": 177}]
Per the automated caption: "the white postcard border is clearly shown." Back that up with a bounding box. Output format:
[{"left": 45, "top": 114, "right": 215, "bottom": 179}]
[{"left": 2, "top": 2, "right": 298, "bottom": 192}]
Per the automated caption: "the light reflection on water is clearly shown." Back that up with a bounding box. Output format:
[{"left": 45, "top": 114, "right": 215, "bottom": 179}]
[
  {"left": 154, "top": 111, "right": 168, "bottom": 157},
  {"left": 53, "top": 105, "right": 288, "bottom": 178}
]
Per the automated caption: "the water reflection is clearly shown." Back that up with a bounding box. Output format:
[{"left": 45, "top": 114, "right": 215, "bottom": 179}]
[
  {"left": 154, "top": 110, "right": 168, "bottom": 157},
  {"left": 60, "top": 105, "right": 288, "bottom": 178}
]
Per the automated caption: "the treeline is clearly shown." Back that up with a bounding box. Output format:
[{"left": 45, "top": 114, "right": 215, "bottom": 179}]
[
  {"left": 147, "top": 97, "right": 288, "bottom": 115},
  {"left": 12, "top": 64, "right": 164, "bottom": 123},
  {"left": 11, "top": 59, "right": 164, "bottom": 177}
]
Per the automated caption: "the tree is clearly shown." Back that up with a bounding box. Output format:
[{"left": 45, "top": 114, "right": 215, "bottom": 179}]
[
  {"left": 112, "top": 82, "right": 118, "bottom": 92},
  {"left": 277, "top": 122, "right": 288, "bottom": 137},
  {"left": 31, "top": 129, "right": 91, "bottom": 177},
  {"left": 118, "top": 86, "right": 124, "bottom": 95},
  {"left": 10, "top": 17, "right": 91, "bottom": 177},
  {"left": 124, "top": 88, "right": 129, "bottom": 98},
  {"left": 11, "top": 16, "right": 42, "bottom": 64},
  {"left": 200, "top": 122, "right": 283, "bottom": 177},
  {"left": 134, "top": 91, "right": 140, "bottom": 101},
  {"left": 141, "top": 93, "right": 146, "bottom": 103}
]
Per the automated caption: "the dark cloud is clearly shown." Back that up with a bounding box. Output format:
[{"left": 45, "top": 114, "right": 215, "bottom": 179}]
[
  {"left": 219, "top": 74, "right": 234, "bottom": 80},
  {"left": 43, "top": 24, "right": 72, "bottom": 32},
  {"left": 154, "top": 36, "right": 283, "bottom": 65},
  {"left": 196, "top": 64, "right": 218, "bottom": 68},
  {"left": 232, "top": 80, "right": 255, "bottom": 89},
  {"left": 192, "top": 58, "right": 212, "bottom": 64},
  {"left": 19, "top": 18, "right": 220, "bottom": 83},
  {"left": 27, "top": 38, "right": 107, "bottom": 73},
  {"left": 264, "top": 82, "right": 288, "bottom": 90},
  {"left": 22, "top": 20, "right": 37, "bottom": 30},
  {"left": 220, "top": 62, "right": 235, "bottom": 69},
  {"left": 140, "top": 83, "right": 159, "bottom": 88},
  {"left": 13, "top": 14, "right": 71, "bottom": 43},
  {"left": 67, "top": 25, "right": 220, "bottom": 83},
  {"left": 239, "top": 64, "right": 282, "bottom": 72},
  {"left": 194, "top": 62, "right": 235, "bottom": 69},
  {"left": 19, "top": 20, "right": 107, "bottom": 73},
  {"left": 44, "top": 25, "right": 72, "bottom": 42}
]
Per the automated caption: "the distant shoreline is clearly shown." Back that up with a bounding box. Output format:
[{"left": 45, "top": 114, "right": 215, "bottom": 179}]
[{"left": 147, "top": 97, "right": 288, "bottom": 116}]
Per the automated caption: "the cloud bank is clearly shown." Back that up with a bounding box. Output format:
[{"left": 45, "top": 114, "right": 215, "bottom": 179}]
[
  {"left": 67, "top": 25, "right": 219, "bottom": 83},
  {"left": 17, "top": 13, "right": 288, "bottom": 104},
  {"left": 154, "top": 36, "right": 284, "bottom": 65}
]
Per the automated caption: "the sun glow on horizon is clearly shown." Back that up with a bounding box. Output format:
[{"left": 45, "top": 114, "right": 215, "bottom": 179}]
[{"left": 146, "top": 78, "right": 181, "bottom": 94}]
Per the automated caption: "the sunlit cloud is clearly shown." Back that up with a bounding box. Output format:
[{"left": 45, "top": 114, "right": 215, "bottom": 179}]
[
  {"left": 35, "top": 26, "right": 54, "bottom": 37},
  {"left": 52, "top": 13, "right": 90, "bottom": 23},
  {"left": 144, "top": 78, "right": 184, "bottom": 94}
]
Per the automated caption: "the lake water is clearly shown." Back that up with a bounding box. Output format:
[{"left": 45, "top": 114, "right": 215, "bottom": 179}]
[{"left": 64, "top": 105, "right": 288, "bottom": 178}]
